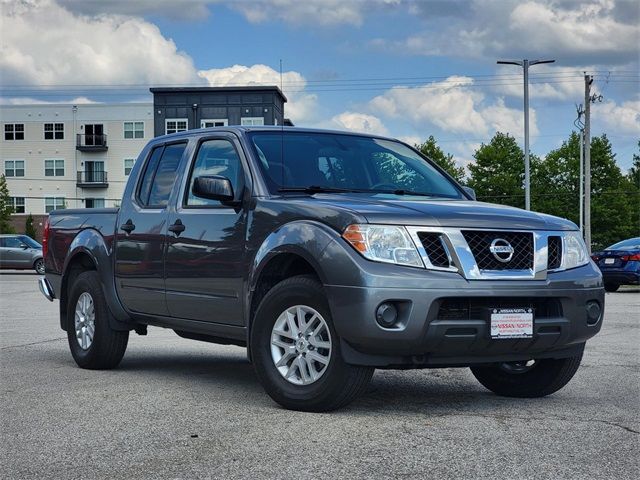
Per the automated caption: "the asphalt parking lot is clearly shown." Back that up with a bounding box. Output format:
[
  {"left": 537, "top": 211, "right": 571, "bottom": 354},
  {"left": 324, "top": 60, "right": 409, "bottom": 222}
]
[{"left": 1, "top": 271, "right": 638, "bottom": 480}]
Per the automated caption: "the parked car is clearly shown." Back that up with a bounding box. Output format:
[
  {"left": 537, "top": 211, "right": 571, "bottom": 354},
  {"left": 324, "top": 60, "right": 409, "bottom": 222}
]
[
  {"left": 0, "top": 234, "right": 45, "bottom": 274},
  {"left": 39, "top": 127, "right": 604, "bottom": 411},
  {"left": 591, "top": 237, "right": 640, "bottom": 292}
]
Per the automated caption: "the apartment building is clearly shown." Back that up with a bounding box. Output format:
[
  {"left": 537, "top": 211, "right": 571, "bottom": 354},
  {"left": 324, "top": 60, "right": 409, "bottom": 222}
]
[
  {"left": 1, "top": 86, "right": 289, "bottom": 217},
  {"left": 1, "top": 103, "right": 153, "bottom": 214}
]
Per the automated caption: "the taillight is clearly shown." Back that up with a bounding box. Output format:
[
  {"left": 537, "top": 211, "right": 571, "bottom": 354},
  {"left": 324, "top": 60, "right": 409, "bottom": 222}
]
[
  {"left": 591, "top": 255, "right": 599, "bottom": 262},
  {"left": 622, "top": 253, "right": 640, "bottom": 261},
  {"left": 42, "top": 217, "right": 50, "bottom": 259}
]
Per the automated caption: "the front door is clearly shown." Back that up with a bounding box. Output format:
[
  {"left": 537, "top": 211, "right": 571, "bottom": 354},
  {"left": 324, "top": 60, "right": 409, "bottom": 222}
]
[
  {"left": 0, "top": 237, "right": 30, "bottom": 268},
  {"left": 164, "top": 135, "right": 248, "bottom": 325},
  {"left": 114, "top": 142, "right": 188, "bottom": 316}
]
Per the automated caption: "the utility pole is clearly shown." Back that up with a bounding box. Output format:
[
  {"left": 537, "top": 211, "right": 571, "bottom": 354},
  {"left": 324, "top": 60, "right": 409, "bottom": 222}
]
[
  {"left": 574, "top": 104, "right": 585, "bottom": 235},
  {"left": 497, "top": 58, "right": 555, "bottom": 210},
  {"left": 584, "top": 74, "right": 592, "bottom": 254}
]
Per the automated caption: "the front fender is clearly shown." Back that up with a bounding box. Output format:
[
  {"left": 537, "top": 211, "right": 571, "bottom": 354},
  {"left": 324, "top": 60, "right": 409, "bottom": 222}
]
[
  {"left": 249, "top": 220, "right": 340, "bottom": 293},
  {"left": 62, "top": 229, "right": 131, "bottom": 329}
]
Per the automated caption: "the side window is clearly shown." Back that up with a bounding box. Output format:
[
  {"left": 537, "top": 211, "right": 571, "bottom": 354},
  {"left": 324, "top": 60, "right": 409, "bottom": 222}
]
[
  {"left": 186, "top": 139, "right": 243, "bottom": 207},
  {"left": 137, "top": 143, "right": 186, "bottom": 207},
  {"left": 4, "top": 237, "right": 22, "bottom": 248}
]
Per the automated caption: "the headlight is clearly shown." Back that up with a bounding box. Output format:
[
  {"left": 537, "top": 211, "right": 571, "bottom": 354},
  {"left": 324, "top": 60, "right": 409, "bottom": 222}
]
[
  {"left": 560, "top": 231, "right": 589, "bottom": 270},
  {"left": 342, "top": 224, "right": 423, "bottom": 268}
]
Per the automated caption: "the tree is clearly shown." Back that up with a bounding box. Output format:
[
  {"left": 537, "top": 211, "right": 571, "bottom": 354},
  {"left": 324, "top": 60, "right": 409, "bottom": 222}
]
[
  {"left": 467, "top": 132, "right": 534, "bottom": 209},
  {"left": 416, "top": 136, "right": 466, "bottom": 183},
  {"left": 25, "top": 213, "right": 37, "bottom": 240},
  {"left": 0, "top": 174, "right": 15, "bottom": 234},
  {"left": 533, "top": 133, "right": 638, "bottom": 250},
  {"left": 628, "top": 140, "right": 640, "bottom": 189}
]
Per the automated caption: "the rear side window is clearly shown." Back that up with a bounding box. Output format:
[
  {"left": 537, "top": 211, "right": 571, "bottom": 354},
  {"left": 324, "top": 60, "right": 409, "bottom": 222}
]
[{"left": 137, "top": 143, "right": 187, "bottom": 207}]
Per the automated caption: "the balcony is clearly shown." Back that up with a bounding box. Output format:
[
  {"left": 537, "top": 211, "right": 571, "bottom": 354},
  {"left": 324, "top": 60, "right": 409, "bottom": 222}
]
[
  {"left": 77, "top": 171, "right": 108, "bottom": 188},
  {"left": 76, "top": 134, "right": 108, "bottom": 151}
]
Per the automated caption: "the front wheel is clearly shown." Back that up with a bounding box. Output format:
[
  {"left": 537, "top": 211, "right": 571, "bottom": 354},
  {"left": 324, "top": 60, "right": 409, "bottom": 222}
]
[
  {"left": 67, "top": 271, "right": 129, "bottom": 369},
  {"left": 470, "top": 353, "right": 583, "bottom": 398},
  {"left": 250, "top": 275, "right": 373, "bottom": 412}
]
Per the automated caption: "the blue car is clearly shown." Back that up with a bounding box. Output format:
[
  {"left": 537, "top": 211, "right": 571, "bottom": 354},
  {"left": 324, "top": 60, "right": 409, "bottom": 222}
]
[{"left": 591, "top": 237, "right": 640, "bottom": 292}]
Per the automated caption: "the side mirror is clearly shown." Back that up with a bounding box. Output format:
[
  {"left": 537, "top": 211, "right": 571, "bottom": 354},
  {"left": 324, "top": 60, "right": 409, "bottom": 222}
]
[
  {"left": 462, "top": 186, "right": 476, "bottom": 200},
  {"left": 192, "top": 175, "right": 235, "bottom": 202},
  {"left": 20, "top": 243, "right": 29, "bottom": 250}
]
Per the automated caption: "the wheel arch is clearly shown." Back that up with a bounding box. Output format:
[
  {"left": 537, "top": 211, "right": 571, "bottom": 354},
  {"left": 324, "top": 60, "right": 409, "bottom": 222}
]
[{"left": 59, "top": 229, "right": 131, "bottom": 331}]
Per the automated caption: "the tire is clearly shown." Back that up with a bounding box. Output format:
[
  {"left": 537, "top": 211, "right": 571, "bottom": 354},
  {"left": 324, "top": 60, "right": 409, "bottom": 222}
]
[
  {"left": 250, "top": 275, "right": 374, "bottom": 412},
  {"left": 34, "top": 258, "right": 45, "bottom": 275},
  {"left": 470, "top": 353, "right": 583, "bottom": 398},
  {"left": 66, "top": 271, "right": 129, "bottom": 369},
  {"left": 604, "top": 283, "right": 619, "bottom": 292}
]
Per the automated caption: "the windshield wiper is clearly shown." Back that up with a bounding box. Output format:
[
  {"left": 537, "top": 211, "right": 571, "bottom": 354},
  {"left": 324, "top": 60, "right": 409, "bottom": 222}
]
[
  {"left": 278, "top": 185, "right": 362, "bottom": 194},
  {"left": 369, "top": 189, "right": 439, "bottom": 197}
]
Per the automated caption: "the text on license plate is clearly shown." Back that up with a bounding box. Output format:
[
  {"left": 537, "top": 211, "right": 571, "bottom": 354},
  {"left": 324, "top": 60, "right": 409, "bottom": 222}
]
[
  {"left": 490, "top": 308, "right": 533, "bottom": 339},
  {"left": 604, "top": 258, "right": 615, "bottom": 264}
]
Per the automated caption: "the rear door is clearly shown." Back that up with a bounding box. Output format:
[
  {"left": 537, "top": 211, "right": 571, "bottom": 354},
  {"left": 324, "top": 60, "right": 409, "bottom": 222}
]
[
  {"left": 114, "top": 141, "right": 188, "bottom": 316},
  {"left": 164, "top": 134, "right": 249, "bottom": 325}
]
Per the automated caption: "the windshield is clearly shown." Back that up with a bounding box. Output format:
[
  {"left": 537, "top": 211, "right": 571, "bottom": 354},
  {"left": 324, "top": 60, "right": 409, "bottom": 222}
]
[
  {"left": 606, "top": 237, "right": 640, "bottom": 251},
  {"left": 19, "top": 236, "right": 41, "bottom": 249},
  {"left": 249, "top": 132, "right": 463, "bottom": 199}
]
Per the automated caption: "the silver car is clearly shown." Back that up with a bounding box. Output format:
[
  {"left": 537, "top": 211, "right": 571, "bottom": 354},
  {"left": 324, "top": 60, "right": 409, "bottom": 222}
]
[{"left": 0, "top": 234, "right": 44, "bottom": 274}]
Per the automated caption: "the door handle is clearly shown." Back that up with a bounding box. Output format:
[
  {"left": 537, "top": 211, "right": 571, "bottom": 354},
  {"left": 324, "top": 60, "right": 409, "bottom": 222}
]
[
  {"left": 120, "top": 219, "right": 135, "bottom": 234},
  {"left": 168, "top": 219, "right": 186, "bottom": 236}
]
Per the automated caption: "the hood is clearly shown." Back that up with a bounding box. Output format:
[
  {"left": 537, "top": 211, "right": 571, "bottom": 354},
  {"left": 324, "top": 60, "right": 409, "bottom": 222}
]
[{"left": 296, "top": 194, "right": 577, "bottom": 231}]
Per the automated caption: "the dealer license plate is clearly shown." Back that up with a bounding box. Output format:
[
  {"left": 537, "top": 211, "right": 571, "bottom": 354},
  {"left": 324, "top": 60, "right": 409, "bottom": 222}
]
[
  {"left": 604, "top": 258, "right": 615, "bottom": 264},
  {"left": 490, "top": 308, "right": 533, "bottom": 339}
]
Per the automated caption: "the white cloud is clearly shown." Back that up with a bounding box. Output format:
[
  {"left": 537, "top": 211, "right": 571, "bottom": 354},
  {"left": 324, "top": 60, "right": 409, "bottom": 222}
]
[
  {"left": 330, "top": 112, "right": 389, "bottom": 135},
  {"left": 594, "top": 99, "right": 640, "bottom": 136},
  {"left": 0, "top": 0, "right": 200, "bottom": 86},
  {"left": 386, "top": 0, "right": 640, "bottom": 66},
  {"left": 0, "top": 96, "right": 98, "bottom": 105},
  {"left": 369, "top": 76, "right": 536, "bottom": 138},
  {"left": 197, "top": 64, "right": 318, "bottom": 124}
]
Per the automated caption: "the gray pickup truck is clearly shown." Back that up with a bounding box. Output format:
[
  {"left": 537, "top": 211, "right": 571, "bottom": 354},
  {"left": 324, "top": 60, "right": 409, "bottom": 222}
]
[{"left": 40, "top": 127, "right": 604, "bottom": 411}]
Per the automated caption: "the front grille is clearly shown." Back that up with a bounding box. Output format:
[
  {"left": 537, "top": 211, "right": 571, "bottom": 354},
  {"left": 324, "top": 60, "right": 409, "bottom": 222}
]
[
  {"left": 438, "top": 297, "right": 563, "bottom": 320},
  {"left": 462, "top": 230, "right": 533, "bottom": 270},
  {"left": 547, "top": 236, "right": 562, "bottom": 270},
  {"left": 417, "top": 232, "right": 450, "bottom": 268}
]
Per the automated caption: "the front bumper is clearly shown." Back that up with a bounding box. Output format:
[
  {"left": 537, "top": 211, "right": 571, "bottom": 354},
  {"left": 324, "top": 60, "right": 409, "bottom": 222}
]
[{"left": 325, "top": 263, "right": 604, "bottom": 367}]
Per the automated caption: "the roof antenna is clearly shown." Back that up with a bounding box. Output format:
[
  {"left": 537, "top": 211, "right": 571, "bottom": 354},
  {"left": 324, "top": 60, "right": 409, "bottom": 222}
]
[{"left": 279, "top": 59, "right": 285, "bottom": 188}]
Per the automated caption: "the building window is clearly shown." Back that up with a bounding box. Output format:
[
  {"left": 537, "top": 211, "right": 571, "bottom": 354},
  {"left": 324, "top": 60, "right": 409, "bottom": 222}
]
[
  {"left": 44, "top": 123, "right": 64, "bottom": 140},
  {"left": 45, "top": 159, "right": 65, "bottom": 177},
  {"left": 45, "top": 197, "right": 65, "bottom": 213},
  {"left": 85, "top": 198, "right": 105, "bottom": 209},
  {"left": 4, "top": 124, "right": 25, "bottom": 141},
  {"left": 201, "top": 119, "right": 228, "bottom": 128},
  {"left": 165, "top": 119, "right": 188, "bottom": 135},
  {"left": 5, "top": 160, "right": 25, "bottom": 177},
  {"left": 10, "top": 197, "right": 25, "bottom": 214},
  {"left": 124, "top": 121, "right": 144, "bottom": 139},
  {"left": 124, "top": 158, "right": 135, "bottom": 176},
  {"left": 241, "top": 117, "right": 265, "bottom": 126}
]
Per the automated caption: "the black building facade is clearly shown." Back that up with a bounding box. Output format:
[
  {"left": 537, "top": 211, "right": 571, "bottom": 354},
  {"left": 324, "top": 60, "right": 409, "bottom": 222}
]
[{"left": 150, "top": 86, "right": 288, "bottom": 137}]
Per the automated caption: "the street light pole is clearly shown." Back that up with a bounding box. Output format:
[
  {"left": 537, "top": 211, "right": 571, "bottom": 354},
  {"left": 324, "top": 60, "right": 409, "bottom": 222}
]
[{"left": 497, "top": 58, "right": 555, "bottom": 210}]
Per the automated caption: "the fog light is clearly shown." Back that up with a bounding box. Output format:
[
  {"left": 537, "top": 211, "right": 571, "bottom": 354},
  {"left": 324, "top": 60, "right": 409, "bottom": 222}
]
[
  {"left": 586, "top": 300, "right": 601, "bottom": 326},
  {"left": 376, "top": 302, "right": 398, "bottom": 328}
]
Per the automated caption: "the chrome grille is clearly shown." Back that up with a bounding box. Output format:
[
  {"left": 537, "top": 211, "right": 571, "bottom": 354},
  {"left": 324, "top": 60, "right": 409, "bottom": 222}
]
[
  {"left": 547, "top": 236, "right": 562, "bottom": 270},
  {"left": 417, "top": 232, "right": 450, "bottom": 268},
  {"left": 462, "top": 230, "right": 533, "bottom": 270}
]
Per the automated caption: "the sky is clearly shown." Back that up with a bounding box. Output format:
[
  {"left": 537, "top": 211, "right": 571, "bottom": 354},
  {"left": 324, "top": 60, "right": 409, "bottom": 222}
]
[{"left": 1, "top": 0, "right": 639, "bottom": 172}]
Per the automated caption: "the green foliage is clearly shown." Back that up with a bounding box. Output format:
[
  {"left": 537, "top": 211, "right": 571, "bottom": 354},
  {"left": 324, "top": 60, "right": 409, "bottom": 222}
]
[
  {"left": 0, "top": 174, "right": 15, "bottom": 234},
  {"left": 416, "top": 136, "right": 466, "bottom": 183},
  {"left": 628, "top": 141, "right": 640, "bottom": 188},
  {"left": 25, "top": 213, "right": 37, "bottom": 240},
  {"left": 467, "top": 132, "right": 536, "bottom": 209},
  {"left": 532, "top": 133, "right": 638, "bottom": 250}
]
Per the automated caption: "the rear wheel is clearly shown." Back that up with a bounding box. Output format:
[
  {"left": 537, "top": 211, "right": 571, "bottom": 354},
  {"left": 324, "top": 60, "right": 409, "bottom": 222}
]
[
  {"left": 34, "top": 259, "right": 45, "bottom": 275},
  {"left": 251, "top": 275, "right": 373, "bottom": 412},
  {"left": 67, "top": 271, "right": 129, "bottom": 369},
  {"left": 604, "top": 283, "right": 619, "bottom": 292},
  {"left": 470, "top": 353, "right": 583, "bottom": 398}
]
